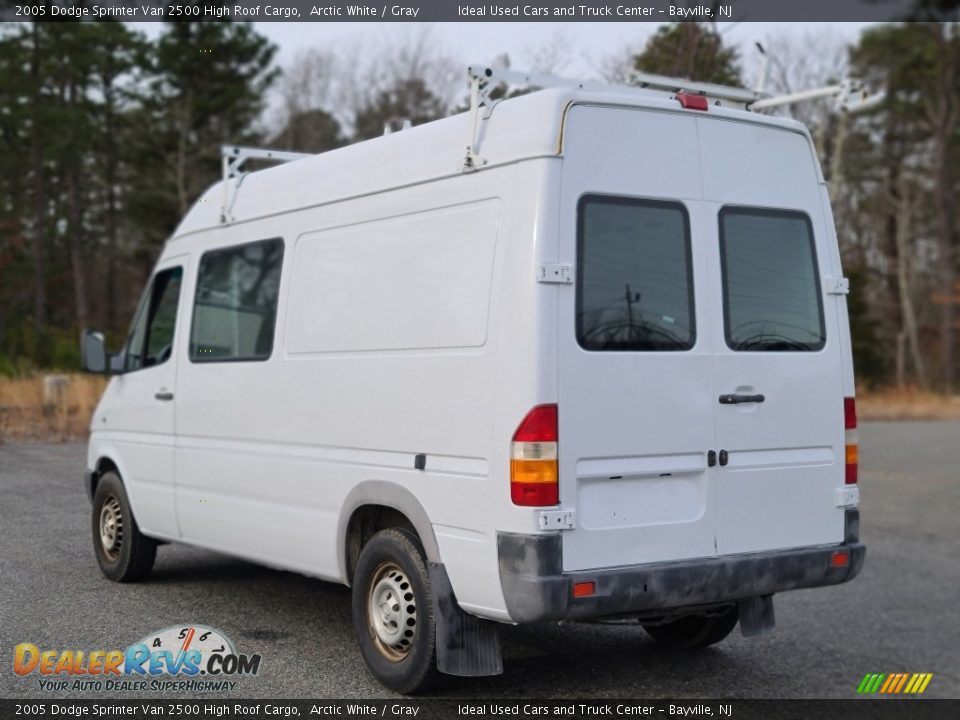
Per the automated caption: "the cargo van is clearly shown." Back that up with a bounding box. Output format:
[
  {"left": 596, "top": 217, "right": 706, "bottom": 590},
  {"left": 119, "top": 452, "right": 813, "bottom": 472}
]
[{"left": 81, "top": 68, "right": 865, "bottom": 693}]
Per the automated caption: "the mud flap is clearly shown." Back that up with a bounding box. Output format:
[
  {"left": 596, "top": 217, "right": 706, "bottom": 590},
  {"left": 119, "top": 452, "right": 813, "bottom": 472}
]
[
  {"left": 738, "top": 595, "right": 775, "bottom": 637},
  {"left": 428, "top": 562, "right": 503, "bottom": 677}
]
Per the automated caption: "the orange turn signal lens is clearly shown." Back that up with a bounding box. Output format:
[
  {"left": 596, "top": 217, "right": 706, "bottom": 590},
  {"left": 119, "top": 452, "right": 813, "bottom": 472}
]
[
  {"left": 845, "top": 444, "right": 859, "bottom": 465},
  {"left": 510, "top": 458, "right": 558, "bottom": 484},
  {"left": 845, "top": 443, "right": 859, "bottom": 484}
]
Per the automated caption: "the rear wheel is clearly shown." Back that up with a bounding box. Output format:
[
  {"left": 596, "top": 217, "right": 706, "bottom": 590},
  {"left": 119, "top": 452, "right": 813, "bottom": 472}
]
[
  {"left": 642, "top": 606, "right": 738, "bottom": 648},
  {"left": 352, "top": 528, "right": 438, "bottom": 694},
  {"left": 91, "top": 472, "right": 156, "bottom": 582}
]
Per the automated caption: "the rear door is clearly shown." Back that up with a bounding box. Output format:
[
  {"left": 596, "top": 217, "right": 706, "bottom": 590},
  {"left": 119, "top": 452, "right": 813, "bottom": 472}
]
[
  {"left": 698, "top": 119, "right": 847, "bottom": 554},
  {"left": 558, "top": 105, "right": 717, "bottom": 572}
]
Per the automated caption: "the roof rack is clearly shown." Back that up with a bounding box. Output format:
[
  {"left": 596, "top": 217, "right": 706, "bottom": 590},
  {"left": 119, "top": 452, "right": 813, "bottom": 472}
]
[
  {"left": 462, "top": 65, "right": 766, "bottom": 170},
  {"left": 461, "top": 65, "right": 883, "bottom": 171},
  {"left": 751, "top": 79, "right": 885, "bottom": 114},
  {"left": 220, "top": 145, "right": 312, "bottom": 224}
]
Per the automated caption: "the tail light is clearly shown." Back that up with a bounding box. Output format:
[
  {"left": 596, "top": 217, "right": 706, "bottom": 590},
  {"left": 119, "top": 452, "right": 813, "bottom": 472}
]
[
  {"left": 511, "top": 404, "right": 559, "bottom": 506},
  {"left": 844, "top": 397, "right": 858, "bottom": 484}
]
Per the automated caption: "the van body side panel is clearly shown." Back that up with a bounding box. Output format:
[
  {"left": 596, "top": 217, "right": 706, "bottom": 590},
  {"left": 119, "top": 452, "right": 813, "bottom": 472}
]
[
  {"left": 558, "top": 106, "right": 719, "bottom": 572},
  {"left": 818, "top": 185, "right": 857, "bottom": 397},
  {"left": 697, "top": 119, "right": 846, "bottom": 555},
  {"left": 489, "top": 158, "right": 564, "bottom": 538},
  {"left": 286, "top": 202, "right": 499, "bottom": 353},
  {"left": 172, "top": 168, "right": 518, "bottom": 618}
]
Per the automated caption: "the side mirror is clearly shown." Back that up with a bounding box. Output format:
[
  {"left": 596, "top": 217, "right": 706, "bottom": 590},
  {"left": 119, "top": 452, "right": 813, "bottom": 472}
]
[{"left": 80, "top": 330, "right": 108, "bottom": 374}]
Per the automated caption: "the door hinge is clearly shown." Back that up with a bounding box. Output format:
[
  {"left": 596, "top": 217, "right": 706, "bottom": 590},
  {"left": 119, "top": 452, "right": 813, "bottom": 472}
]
[
  {"left": 537, "top": 264, "right": 573, "bottom": 284},
  {"left": 538, "top": 509, "right": 576, "bottom": 530},
  {"left": 825, "top": 277, "right": 850, "bottom": 295}
]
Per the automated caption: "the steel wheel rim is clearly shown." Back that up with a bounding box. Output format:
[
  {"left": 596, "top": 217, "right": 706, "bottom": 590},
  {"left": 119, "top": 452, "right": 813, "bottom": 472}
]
[
  {"left": 99, "top": 495, "right": 123, "bottom": 561},
  {"left": 367, "top": 561, "right": 417, "bottom": 661}
]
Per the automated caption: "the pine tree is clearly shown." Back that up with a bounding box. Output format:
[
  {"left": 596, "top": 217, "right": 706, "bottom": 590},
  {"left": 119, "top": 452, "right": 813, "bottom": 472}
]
[{"left": 633, "top": 22, "right": 741, "bottom": 87}]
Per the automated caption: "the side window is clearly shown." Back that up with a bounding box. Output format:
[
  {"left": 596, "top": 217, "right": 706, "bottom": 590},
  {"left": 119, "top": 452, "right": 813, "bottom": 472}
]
[
  {"left": 190, "top": 238, "right": 284, "bottom": 362},
  {"left": 719, "top": 207, "right": 825, "bottom": 352},
  {"left": 125, "top": 267, "right": 183, "bottom": 373},
  {"left": 577, "top": 195, "right": 695, "bottom": 351}
]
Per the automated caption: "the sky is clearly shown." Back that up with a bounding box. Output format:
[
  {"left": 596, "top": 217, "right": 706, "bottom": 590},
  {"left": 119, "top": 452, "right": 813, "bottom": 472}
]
[
  {"left": 257, "top": 22, "right": 871, "bottom": 72},
  {"left": 129, "top": 21, "right": 875, "bottom": 128},
  {"left": 130, "top": 21, "right": 873, "bottom": 80}
]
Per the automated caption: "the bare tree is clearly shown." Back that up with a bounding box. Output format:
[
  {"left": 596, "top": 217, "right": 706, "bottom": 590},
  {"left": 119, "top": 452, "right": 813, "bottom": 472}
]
[
  {"left": 338, "top": 27, "right": 460, "bottom": 132},
  {"left": 893, "top": 175, "right": 928, "bottom": 388},
  {"left": 595, "top": 43, "right": 640, "bottom": 85},
  {"left": 756, "top": 29, "right": 849, "bottom": 132},
  {"left": 271, "top": 49, "right": 345, "bottom": 152},
  {"left": 276, "top": 48, "right": 338, "bottom": 124},
  {"left": 524, "top": 30, "right": 573, "bottom": 76},
  {"left": 921, "top": 24, "right": 958, "bottom": 391}
]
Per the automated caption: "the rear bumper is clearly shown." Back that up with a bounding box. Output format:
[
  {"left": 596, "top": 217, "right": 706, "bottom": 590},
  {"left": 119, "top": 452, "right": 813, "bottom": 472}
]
[{"left": 497, "top": 508, "right": 865, "bottom": 623}]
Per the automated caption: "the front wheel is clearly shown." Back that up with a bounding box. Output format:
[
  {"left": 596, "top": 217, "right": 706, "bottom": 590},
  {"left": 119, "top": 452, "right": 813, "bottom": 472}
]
[
  {"left": 352, "top": 528, "right": 438, "bottom": 694},
  {"left": 642, "top": 606, "right": 739, "bottom": 648},
  {"left": 91, "top": 471, "right": 156, "bottom": 582}
]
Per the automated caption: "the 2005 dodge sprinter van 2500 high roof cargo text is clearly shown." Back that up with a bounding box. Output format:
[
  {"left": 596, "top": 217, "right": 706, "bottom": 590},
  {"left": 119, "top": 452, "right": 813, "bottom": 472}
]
[{"left": 81, "top": 67, "right": 865, "bottom": 693}]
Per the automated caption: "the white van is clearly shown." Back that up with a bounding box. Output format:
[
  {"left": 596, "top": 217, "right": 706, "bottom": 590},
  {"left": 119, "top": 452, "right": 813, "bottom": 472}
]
[{"left": 81, "top": 69, "right": 865, "bottom": 693}]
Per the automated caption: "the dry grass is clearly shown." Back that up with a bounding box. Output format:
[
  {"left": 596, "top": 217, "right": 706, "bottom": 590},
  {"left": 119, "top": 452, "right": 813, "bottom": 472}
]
[
  {"left": 857, "top": 387, "right": 960, "bottom": 422},
  {"left": 0, "top": 373, "right": 108, "bottom": 443}
]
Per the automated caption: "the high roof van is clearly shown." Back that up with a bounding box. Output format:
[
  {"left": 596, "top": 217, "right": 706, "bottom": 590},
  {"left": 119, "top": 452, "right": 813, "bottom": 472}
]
[{"left": 81, "top": 69, "right": 865, "bottom": 693}]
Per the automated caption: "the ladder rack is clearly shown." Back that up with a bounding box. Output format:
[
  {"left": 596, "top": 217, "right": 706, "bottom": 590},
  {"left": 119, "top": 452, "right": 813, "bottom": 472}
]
[
  {"left": 462, "top": 65, "right": 882, "bottom": 171},
  {"left": 212, "top": 68, "right": 884, "bottom": 219},
  {"left": 463, "top": 65, "right": 766, "bottom": 170},
  {"left": 220, "top": 145, "right": 312, "bottom": 224},
  {"left": 751, "top": 79, "right": 885, "bottom": 114}
]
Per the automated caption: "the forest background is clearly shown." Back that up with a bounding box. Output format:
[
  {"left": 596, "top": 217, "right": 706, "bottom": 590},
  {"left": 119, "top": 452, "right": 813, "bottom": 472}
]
[{"left": 1, "top": 13, "right": 959, "bottom": 436}]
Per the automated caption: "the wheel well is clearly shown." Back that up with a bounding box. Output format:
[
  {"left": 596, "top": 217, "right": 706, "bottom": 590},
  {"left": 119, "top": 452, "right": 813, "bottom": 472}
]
[
  {"left": 345, "top": 505, "right": 418, "bottom": 584},
  {"left": 91, "top": 458, "right": 120, "bottom": 496}
]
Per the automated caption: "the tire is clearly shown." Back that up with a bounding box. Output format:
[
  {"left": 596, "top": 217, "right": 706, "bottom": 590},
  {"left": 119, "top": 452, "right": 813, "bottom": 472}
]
[
  {"left": 91, "top": 471, "right": 157, "bottom": 582},
  {"left": 642, "top": 606, "right": 739, "bottom": 649},
  {"left": 352, "top": 528, "right": 438, "bottom": 694}
]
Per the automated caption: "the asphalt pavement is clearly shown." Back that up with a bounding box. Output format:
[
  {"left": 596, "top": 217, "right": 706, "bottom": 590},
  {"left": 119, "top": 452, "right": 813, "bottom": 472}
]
[{"left": 1, "top": 422, "right": 957, "bottom": 699}]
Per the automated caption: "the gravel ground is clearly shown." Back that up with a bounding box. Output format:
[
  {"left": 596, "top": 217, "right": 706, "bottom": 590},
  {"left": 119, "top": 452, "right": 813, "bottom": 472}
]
[{"left": 1, "top": 422, "right": 957, "bottom": 700}]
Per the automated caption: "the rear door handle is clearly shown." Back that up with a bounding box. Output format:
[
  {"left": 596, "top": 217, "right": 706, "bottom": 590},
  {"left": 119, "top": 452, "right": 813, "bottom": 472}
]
[
  {"left": 719, "top": 393, "right": 765, "bottom": 405},
  {"left": 154, "top": 391, "right": 174, "bottom": 401}
]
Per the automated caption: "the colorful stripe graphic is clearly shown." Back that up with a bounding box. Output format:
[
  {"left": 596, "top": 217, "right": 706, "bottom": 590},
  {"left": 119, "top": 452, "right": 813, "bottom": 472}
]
[{"left": 857, "top": 673, "right": 933, "bottom": 694}]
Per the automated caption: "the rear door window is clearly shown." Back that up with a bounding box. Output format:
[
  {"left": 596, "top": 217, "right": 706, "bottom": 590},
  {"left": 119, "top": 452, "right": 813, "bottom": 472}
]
[
  {"left": 576, "top": 195, "right": 695, "bottom": 351},
  {"left": 719, "top": 207, "right": 825, "bottom": 352}
]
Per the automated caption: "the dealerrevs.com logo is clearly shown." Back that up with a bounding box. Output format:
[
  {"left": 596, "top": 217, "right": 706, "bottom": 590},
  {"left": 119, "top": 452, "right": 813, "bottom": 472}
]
[{"left": 13, "top": 625, "right": 261, "bottom": 692}]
